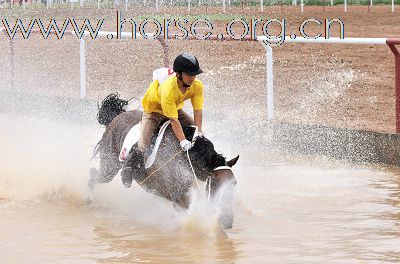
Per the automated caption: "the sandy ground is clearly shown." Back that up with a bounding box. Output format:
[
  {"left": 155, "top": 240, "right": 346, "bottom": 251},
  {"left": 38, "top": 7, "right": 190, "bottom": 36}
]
[{"left": 1, "top": 5, "right": 400, "bottom": 133}]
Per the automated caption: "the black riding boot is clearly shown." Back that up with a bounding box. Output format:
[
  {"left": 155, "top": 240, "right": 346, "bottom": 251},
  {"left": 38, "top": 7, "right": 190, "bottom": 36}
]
[
  {"left": 121, "top": 147, "right": 145, "bottom": 188},
  {"left": 120, "top": 165, "right": 133, "bottom": 188}
]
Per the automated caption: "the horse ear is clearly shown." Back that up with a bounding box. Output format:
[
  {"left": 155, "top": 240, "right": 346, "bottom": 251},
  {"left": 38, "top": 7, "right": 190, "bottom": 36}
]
[{"left": 226, "top": 155, "right": 239, "bottom": 167}]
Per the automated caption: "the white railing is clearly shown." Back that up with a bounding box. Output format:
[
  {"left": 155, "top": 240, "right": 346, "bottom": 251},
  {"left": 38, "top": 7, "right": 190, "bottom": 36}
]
[
  {"left": 256, "top": 36, "right": 400, "bottom": 132},
  {"left": 2, "top": 29, "right": 167, "bottom": 99},
  {"left": 1, "top": 0, "right": 397, "bottom": 13},
  {"left": 3, "top": 28, "right": 400, "bottom": 131}
]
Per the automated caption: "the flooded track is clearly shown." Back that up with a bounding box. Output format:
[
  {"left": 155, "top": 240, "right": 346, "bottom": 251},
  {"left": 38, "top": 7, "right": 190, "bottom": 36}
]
[{"left": 0, "top": 113, "right": 399, "bottom": 263}]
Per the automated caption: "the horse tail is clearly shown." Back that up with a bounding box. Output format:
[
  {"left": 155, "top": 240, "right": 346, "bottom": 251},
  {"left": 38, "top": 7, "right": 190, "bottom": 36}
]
[
  {"left": 97, "top": 93, "right": 129, "bottom": 126},
  {"left": 90, "top": 139, "right": 102, "bottom": 161}
]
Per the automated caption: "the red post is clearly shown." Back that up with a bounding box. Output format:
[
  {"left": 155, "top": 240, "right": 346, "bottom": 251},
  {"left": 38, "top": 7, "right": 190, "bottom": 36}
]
[{"left": 388, "top": 41, "right": 400, "bottom": 133}]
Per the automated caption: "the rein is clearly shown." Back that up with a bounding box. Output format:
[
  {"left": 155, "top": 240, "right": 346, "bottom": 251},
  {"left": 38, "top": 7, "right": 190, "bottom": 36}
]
[
  {"left": 185, "top": 150, "right": 232, "bottom": 201},
  {"left": 186, "top": 150, "right": 207, "bottom": 199},
  {"left": 136, "top": 149, "right": 181, "bottom": 186}
]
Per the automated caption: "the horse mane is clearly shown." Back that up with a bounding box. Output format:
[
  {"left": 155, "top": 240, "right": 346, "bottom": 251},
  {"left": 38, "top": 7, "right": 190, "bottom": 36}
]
[
  {"left": 188, "top": 135, "right": 226, "bottom": 173},
  {"left": 97, "top": 93, "right": 128, "bottom": 126}
]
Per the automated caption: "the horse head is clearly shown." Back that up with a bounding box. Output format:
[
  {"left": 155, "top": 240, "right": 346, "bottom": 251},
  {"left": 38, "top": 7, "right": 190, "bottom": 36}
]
[{"left": 188, "top": 134, "right": 239, "bottom": 229}]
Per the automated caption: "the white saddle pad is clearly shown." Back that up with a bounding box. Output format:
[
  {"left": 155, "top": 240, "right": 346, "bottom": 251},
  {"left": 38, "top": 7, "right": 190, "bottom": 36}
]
[
  {"left": 119, "top": 123, "right": 141, "bottom": 162},
  {"left": 118, "top": 120, "right": 171, "bottom": 169}
]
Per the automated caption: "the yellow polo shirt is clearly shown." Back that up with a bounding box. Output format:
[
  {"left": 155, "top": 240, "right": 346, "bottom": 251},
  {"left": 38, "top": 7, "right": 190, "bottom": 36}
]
[{"left": 142, "top": 76, "right": 204, "bottom": 119}]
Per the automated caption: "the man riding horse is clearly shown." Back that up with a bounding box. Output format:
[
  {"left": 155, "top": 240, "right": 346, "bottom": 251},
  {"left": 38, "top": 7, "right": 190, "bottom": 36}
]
[
  {"left": 121, "top": 52, "right": 205, "bottom": 187},
  {"left": 90, "top": 53, "right": 239, "bottom": 228}
]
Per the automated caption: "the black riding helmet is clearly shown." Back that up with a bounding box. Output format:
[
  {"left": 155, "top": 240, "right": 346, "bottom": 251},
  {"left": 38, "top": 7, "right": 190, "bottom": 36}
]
[{"left": 173, "top": 52, "right": 203, "bottom": 76}]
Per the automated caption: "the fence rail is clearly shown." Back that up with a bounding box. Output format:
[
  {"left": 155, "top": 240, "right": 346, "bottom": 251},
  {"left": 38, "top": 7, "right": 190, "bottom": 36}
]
[
  {"left": 2, "top": 28, "right": 400, "bottom": 132},
  {"left": 0, "top": 0, "right": 398, "bottom": 12}
]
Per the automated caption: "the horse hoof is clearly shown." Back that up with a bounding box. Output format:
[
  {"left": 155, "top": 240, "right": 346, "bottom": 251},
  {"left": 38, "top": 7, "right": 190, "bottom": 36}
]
[{"left": 220, "top": 216, "right": 234, "bottom": 229}]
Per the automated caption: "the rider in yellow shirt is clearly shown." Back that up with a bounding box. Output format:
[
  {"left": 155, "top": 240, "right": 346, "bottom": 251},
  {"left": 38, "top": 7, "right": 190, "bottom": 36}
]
[
  {"left": 140, "top": 52, "right": 204, "bottom": 152},
  {"left": 122, "top": 52, "right": 204, "bottom": 188}
]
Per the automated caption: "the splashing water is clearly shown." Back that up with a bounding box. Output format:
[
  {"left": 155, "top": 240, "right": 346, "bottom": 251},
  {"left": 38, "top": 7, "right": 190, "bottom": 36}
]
[{"left": 179, "top": 188, "right": 228, "bottom": 239}]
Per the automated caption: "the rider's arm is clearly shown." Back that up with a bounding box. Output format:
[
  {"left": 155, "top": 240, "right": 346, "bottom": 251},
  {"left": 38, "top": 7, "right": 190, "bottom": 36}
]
[
  {"left": 170, "top": 118, "right": 186, "bottom": 142},
  {"left": 191, "top": 81, "right": 204, "bottom": 133},
  {"left": 194, "top": 109, "right": 202, "bottom": 132}
]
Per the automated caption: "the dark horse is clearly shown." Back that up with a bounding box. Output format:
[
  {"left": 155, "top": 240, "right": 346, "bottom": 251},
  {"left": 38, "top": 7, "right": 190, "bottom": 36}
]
[{"left": 89, "top": 95, "right": 239, "bottom": 228}]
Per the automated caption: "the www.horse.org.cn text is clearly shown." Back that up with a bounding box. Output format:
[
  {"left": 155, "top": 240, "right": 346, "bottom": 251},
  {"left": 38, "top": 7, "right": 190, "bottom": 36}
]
[{"left": 1, "top": 11, "right": 345, "bottom": 47}]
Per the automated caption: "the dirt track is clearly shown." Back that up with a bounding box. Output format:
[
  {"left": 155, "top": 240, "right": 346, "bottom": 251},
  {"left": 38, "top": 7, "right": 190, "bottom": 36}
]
[{"left": 1, "top": 5, "right": 399, "bottom": 133}]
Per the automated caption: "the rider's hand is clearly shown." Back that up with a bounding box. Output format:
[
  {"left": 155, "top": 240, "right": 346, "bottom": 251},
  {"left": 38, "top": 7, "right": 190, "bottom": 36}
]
[
  {"left": 180, "top": 139, "right": 193, "bottom": 151},
  {"left": 196, "top": 131, "right": 204, "bottom": 138}
]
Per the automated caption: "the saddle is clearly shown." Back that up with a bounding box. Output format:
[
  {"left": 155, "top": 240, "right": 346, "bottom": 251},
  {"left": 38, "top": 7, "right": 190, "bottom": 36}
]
[{"left": 119, "top": 120, "right": 198, "bottom": 169}]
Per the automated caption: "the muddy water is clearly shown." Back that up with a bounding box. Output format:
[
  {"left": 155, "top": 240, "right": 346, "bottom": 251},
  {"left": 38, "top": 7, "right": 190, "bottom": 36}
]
[{"left": 0, "top": 113, "right": 399, "bottom": 263}]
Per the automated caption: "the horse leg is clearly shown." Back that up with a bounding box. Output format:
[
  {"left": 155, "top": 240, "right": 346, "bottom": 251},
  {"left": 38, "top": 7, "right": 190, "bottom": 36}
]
[
  {"left": 87, "top": 151, "right": 121, "bottom": 204},
  {"left": 173, "top": 198, "right": 190, "bottom": 210},
  {"left": 87, "top": 168, "right": 98, "bottom": 204},
  {"left": 172, "top": 190, "right": 191, "bottom": 210}
]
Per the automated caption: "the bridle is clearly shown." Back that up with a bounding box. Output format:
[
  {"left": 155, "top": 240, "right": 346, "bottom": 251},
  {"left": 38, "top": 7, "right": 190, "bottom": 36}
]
[{"left": 212, "top": 166, "right": 232, "bottom": 172}]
